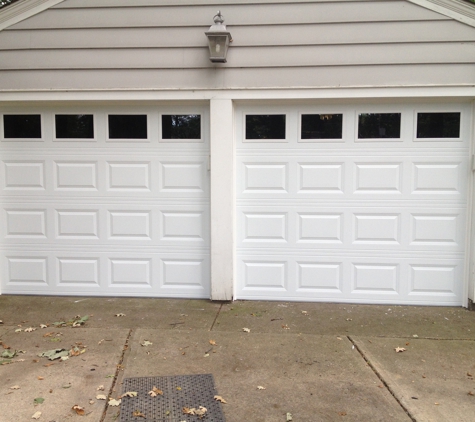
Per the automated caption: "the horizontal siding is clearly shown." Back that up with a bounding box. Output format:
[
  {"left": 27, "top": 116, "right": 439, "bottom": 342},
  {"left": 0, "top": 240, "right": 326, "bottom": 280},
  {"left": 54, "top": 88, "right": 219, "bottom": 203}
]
[
  {"left": 2, "top": 43, "right": 474, "bottom": 70},
  {"left": 9, "top": 2, "right": 446, "bottom": 29},
  {"left": 0, "top": 0, "right": 474, "bottom": 90},
  {"left": 2, "top": 21, "right": 475, "bottom": 50}
]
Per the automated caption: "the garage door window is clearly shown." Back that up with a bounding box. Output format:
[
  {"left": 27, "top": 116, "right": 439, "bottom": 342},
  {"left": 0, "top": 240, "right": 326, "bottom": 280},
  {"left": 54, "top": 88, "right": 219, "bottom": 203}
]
[
  {"left": 55, "top": 114, "right": 94, "bottom": 139},
  {"left": 301, "top": 113, "right": 343, "bottom": 140},
  {"left": 3, "top": 114, "right": 41, "bottom": 139},
  {"left": 416, "top": 112, "right": 460, "bottom": 139},
  {"left": 161, "top": 114, "right": 201, "bottom": 140},
  {"left": 245, "top": 114, "right": 286, "bottom": 140},
  {"left": 358, "top": 113, "right": 401, "bottom": 139},
  {"left": 108, "top": 114, "right": 147, "bottom": 140}
]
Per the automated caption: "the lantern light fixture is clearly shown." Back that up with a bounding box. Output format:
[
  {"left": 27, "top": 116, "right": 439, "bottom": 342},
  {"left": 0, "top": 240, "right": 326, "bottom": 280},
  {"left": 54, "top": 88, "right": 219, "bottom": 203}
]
[{"left": 205, "top": 11, "right": 232, "bottom": 63}]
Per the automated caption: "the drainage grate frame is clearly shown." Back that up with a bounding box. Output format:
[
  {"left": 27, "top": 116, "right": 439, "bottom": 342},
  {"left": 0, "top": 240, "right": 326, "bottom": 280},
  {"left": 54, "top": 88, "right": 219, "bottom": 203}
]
[{"left": 120, "top": 374, "right": 226, "bottom": 422}]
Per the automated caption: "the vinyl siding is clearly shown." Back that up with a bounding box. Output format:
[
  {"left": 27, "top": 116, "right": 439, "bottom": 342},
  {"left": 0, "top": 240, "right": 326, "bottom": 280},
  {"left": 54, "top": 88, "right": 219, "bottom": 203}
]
[{"left": 0, "top": 0, "right": 474, "bottom": 90}]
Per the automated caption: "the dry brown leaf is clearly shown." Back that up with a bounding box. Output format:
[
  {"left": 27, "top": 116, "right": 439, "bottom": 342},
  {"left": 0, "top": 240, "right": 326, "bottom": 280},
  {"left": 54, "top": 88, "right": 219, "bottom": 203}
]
[
  {"left": 24, "top": 327, "right": 36, "bottom": 333},
  {"left": 282, "top": 324, "right": 290, "bottom": 330},
  {"left": 257, "top": 386, "right": 266, "bottom": 390},
  {"left": 121, "top": 391, "right": 138, "bottom": 398},
  {"left": 133, "top": 410, "right": 146, "bottom": 418},
  {"left": 214, "top": 395, "right": 227, "bottom": 403},
  {"left": 10, "top": 385, "right": 20, "bottom": 390},
  {"left": 148, "top": 387, "right": 163, "bottom": 397},
  {"left": 72, "top": 405, "right": 85, "bottom": 415},
  {"left": 468, "top": 372, "right": 473, "bottom": 377},
  {"left": 96, "top": 395, "right": 107, "bottom": 400},
  {"left": 209, "top": 340, "right": 217, "bottom": 346},
  {"left": 37, "top": 376, "right": 44, "bottom": 380},
  {"left": 97, "top": 385, "right": 105, "bottom": 391},
  {"left": 31, "top": 411, "right": 41, "bottom": 420},
  {"left": 242, "top": 328, "right": 250, "bottom": 333},
  {"left": 108, "top": 398, "right": 121, "bottom": 407},
  {"left": 43, "top": 332, "right": 54, "bottom": 338},
  {"left": 468, "top": 391, "right": 474, "bottom": 396},
  {"left": 39, "top": 324, "right": 48, "bottom": 329},
  {"left": 394, "top": 347, "right": 406, "bottom": 353}
]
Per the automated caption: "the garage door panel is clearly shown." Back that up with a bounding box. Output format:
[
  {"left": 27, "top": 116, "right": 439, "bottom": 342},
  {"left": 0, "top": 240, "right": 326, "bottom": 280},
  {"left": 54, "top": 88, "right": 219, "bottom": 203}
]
[
  {"left": 236, "top": 103, "right": 469, "bottom": 305},
  {"left": 1, "top": 106, "right": 210, "bottom": 297}
]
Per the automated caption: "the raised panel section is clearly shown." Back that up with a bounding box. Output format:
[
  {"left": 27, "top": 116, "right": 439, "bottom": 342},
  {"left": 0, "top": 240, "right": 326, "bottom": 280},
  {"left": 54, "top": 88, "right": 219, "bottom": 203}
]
[
  {"left": 411, "top": 215, "right": 458, "bottom": 245},
  {"left": 109, "top": 211, "right": 151, "bottom": 239},
  {"left": 161, "top": 259, "right": 204, "bottom": 286},
  {"left": 243, "top": 163, "right": 287, "bottom": 193},
  {"left": 58, "top": 258, "right": 99, "bottom": 286},
  {"left": 4, "top": 161, "right": 45, "bottom": 189},
  {"left": 355, "top": 163, "right": 401, "bottom": 193},
  {"left": 298, "top": 213, "right": 342, "bottom": 243},
  {"left": 55, "top": 161, "right": 97, "bottom": 189},
  {"left": 160, "top": 162, "right": 204, "bottom": 192},
  {"left": 354, "top": 214, "right": 400, "bottom": 244},
  {"left": 410, "top": 265, "right": 456, "bottom": 293},
  {"left": 243, "top": 212, "right": 287, "bottom": 242},
  {"left": 6, "top": 210, "right": 46, "bottom": 237},
  {"left": 107, "top": 162, "right": 150, "bottom": 190},
  {"left": 109, "top": 259, "right": 151, "bottom": 287},
  {"left": 161, "top": 212, "right": 204, "bottom": 241},
  {"left": 7, "top": 257, "right": 47, "bottom": 285},
  {"left": 413, "top": 163, "right": 461, "bottom": 193},
  {"left": 353, "top": 264, "right": 399, "bottom": 292},
  {"left": 297, "top": 262, "right": 342, "bottom": 291},
  {"left": 243, "top": 261, "right": 287, "bottom": 289},
  {"left": 298, "top": 163, "right": 343, "bottom": 193},
  {"left": 57, "top": 210, "right": 98, "bottom": 238}
]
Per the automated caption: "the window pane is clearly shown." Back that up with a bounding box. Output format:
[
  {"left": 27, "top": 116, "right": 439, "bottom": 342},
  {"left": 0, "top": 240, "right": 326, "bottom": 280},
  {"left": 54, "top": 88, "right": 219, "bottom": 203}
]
[
  {"left": 162, "top": 115, "right": 201, "bottom": 139},
  {"left": 417, "top": 112, "right": 460, "bottom": 138},
  {"left": 108, "top": 115, "right": 147, "bottom": 139},
  {"left": 245, "top": 115, "right": 286, "bottom": 140},
  {"left": 55, "top": 114, "right": 94, "bottom": 139},
  {"left": 358, "top": 113, "right": 401, "bottom": 139},
  {"left": 3, "top": 114, "right": 41, "bottom": 138},
  {"left": 301, "top": 114, "right": 343, "bottom": 139}
]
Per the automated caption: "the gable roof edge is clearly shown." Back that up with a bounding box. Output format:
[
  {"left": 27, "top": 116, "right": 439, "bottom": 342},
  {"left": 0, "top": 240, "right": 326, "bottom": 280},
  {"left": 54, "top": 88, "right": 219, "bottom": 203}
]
[
  {"left": 0, "top": 0, "right": 65, "bottom": 31},
  {"left": 407, "top": 0, "right": 475, "bottom": 28}
]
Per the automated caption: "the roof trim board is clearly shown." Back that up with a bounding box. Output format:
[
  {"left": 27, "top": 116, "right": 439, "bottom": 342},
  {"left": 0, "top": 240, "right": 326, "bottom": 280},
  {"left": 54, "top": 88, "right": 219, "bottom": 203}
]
[
  {"left": 408, "top": 0, "right": 475, "bottom": 27},
  {"left": 0, "top": 0, "right": 64, "bottom": 31}
]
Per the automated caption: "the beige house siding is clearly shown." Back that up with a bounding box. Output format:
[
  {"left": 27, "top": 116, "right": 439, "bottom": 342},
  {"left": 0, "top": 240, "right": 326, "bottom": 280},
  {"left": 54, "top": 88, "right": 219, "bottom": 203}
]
[{"left": 0, "top": 0, "right": 474, "bottom": 89}]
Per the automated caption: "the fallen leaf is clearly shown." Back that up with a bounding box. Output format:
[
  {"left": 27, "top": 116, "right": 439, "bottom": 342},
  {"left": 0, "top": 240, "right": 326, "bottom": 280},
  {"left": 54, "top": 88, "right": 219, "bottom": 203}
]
[
  {"left": 394, "top": 347, "right": 406, "bottom": 353},
  {"left": 97, "top": 385, "right": 105, "bottom": 391},
  {"left": 98, "top": 339, "right": 104, "bottom": 345},
  {"left": 38, "top": 349, "right": 69, "bottom": 361},
  {"left": 346, "top": 318, "right": 352, "bottom": 321},
  {"left": 282, "top": 324, "right": 290, "bottom": 330},
  {"left": 31, "top": 411, "right": 41, "bottom": 419},
  {"left": 468, "top": 391, "right": 474, "bottom": 396},
  {"left": 242, "top": 328, "right": 250, "bottom": 333},
  {"left": 257, "top": 386, "right": 266, "bottom": 390},
  {"left": 141, "top": 340, "right": 153, "bottom": 347},
  {"left": 34, "top": 397, "right": 45, "bottom": 405},
  {"left": 286, "top": 413, "right": 293, "bottom": 421},
  {"left": 115, "top": 313, "right": 126, "bottom": 317},
  {"left": 96, "top": 395, "right": 107, "bottom": 400},
  {"left": 14, "top": 328, "right": 22, "bottom": 333},
  {"left": 37, "top": 376, "right": 44, "bottom": 380},
  {"left": 39, "top": 324, "right": 48, "bottom": 329},
  {"left": 209, "top": 340, "right": 217, "bottom": 346},
  {"left": 120, "top": 391, "right": 138, "bottom": 398},
  {"left": 133, "top": 410, "right": 146, "bottom": 418},
  {"left": 176, "top": 386, "right": 182, "bottom": 391},
  {"left": 338, "top": 411, "right": 347, "bottom": 416},
  {"left": 148, "top": 387, "right": 163, "bottom": 397},
  {"left": 301, "top": 311, "right": 308, "bottom": 315},
  {"left": 214, "top": 395, "right": 227, "bottom": 403},
  {"left": 468, "top": 372, "right": 473, "bottom": 377},
  {"left": 108, "top": 398, "right": 121, "bottom": 407},
  {"left": 1, "top": 350, "right": 17, "bottom": 359},
  {"left": 435, "top": 402, "right": 440, "bottom": 405},
  {"left": 10, "top": 385, "right": 20, "bottom": 390},
  {"left": 89, "top": 400, "right": 95, "bottom": 405},
  {"left": 43, "top": 332, "right": 54, "bottom": 338},
  {"left": 183, "top": 406, "right": 207, "bottom": 417},
  {"left": 72, "top": 405, "right": 85, "bottom": 415},
  {"left": 24, "top": 327, "right": 36, "bottom": 333}
]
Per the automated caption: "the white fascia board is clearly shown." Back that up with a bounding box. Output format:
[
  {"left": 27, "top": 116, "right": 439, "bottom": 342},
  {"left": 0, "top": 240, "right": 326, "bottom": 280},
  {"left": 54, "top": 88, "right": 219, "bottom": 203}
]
[
  {"left": 0, "top": 86, "right": 475, "bottom": 103},
  {"left": 407, "top": 0, "right": 475, "bottom": 28},
  {"left": 0, "top": 0, "right": 65, "bottom": 31}
]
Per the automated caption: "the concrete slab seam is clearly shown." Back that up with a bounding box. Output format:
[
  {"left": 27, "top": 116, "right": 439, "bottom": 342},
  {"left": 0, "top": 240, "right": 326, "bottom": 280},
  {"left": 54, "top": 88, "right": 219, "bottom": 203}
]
[
  {"left": 347, "top": 335, "right": 417, "bottom": 422},
  {"left": 369, "top": 336, "right": 475, "bottom": 341},
  {"left": 100, "top": 328, "right": 132, "bottom": 422},
  {"left": 209, "top": 303, "right": 223, "bottom": 331}
]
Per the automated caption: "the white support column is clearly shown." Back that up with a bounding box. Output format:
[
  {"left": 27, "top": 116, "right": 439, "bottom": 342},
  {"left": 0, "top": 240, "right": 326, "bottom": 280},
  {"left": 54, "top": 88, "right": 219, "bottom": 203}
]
[
  {"left": 468, "top": 100, "right": 475, "bottom": 309},
  {"left": 209, "top": 98, "right": 234, "bottom": 301}
]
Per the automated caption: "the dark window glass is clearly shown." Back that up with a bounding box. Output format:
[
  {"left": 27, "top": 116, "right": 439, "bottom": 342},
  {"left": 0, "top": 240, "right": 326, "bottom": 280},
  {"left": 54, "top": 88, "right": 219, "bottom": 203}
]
[
  {"left": 55, "top": 114, "right": 94, "bottom": 139},
  {"left": 162, "top": 115, "right": 201, "bottom": 139},
  {"left": 358, "top": 113, "right": 401, "bottom": 139},
  {"left": 108, "top": 115, "right": 147, "bottom": 139},
  {"left": 417, "top": 112, "right": 460, "bottom": 138},
  {"left": 301, "top": 114, "right": 343, "bottom": 139},
  {"left": 3, "top": 114, "right": 41, "bottom": 138},
  {"left": 245, "top": 114, "right": 286, "bottom": 140}
]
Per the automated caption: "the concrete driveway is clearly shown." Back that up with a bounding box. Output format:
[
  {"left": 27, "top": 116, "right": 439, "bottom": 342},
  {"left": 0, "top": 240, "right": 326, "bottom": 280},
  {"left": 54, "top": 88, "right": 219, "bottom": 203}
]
[{"left": 0, "top": 296, "right": 474, "bottom": 421}]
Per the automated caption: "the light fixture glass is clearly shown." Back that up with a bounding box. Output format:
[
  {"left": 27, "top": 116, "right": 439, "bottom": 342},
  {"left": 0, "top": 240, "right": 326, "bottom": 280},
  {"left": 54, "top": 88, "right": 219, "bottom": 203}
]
[{"left": 205, "top": 11, "right": 232, "bottom": 63}]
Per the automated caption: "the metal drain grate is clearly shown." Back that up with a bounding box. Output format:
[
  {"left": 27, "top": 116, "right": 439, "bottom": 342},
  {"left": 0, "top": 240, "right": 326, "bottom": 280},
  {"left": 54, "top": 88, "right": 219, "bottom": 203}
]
[{"left": 120, "top": 374, "right": 226, "bottom": 422}]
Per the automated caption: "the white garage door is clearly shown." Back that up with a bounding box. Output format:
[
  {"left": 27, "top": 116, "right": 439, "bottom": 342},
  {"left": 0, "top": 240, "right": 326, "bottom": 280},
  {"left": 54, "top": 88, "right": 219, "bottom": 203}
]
[
  {"left": 236, "top": 103, "right": 470, "bottom": 305},
  {"left": 0, "top": 105, "right": 210, "bottom": 298}
]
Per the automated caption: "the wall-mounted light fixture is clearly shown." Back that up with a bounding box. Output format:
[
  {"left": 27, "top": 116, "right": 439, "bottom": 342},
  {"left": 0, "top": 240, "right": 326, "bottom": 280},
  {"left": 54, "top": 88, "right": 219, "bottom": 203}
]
[{"left": 205, "top": 11, "right": 232, "bottom": 63}]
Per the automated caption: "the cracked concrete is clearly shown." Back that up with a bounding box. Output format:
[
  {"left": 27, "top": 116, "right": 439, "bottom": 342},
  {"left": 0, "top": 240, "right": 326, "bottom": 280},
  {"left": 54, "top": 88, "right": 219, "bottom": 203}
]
[{"left": 0, "top": 296, "right": 474, "bottom": 421}]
